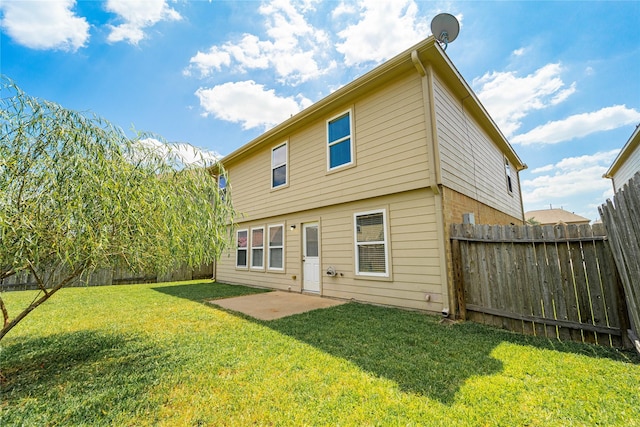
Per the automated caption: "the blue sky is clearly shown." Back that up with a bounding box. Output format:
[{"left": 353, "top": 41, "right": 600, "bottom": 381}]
[{"left": 2, "top": 0, "right": 639, "bottom": 221}]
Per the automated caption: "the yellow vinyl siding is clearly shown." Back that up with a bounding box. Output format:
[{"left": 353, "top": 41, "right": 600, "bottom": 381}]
[
  {"left": 215, "top": 189, "right": 444, "bottom": 313},
  {"left": 432, "top": 73, "right": 522, "bottom": 219},
  {"left": 226, "top": 72, "right": 432, "bottom": 222}
]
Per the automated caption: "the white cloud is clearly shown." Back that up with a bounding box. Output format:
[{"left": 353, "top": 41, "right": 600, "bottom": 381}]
[
  {"left": 531, "top": 164, "right": 554, "bottom": 174},
  {"left": 185, "top": 0, "right": 334, "bottom": 84},
  {"left": 195, "top": 81, "right": 311, "bottom": 130},
  {"left": 512, "top": 47, "right": 526, "bottom": 56},
  {"left": 335, "top": 0, "right": 429, "bottom": 66},
  {"left": 0, "top": 0, "right": 89, "bottom": 51},
  {"left": 139, "top": 138, "right": 221, "bottom": 167},
  {"left": 512, "top": 105, "right": 640, "bottom": 145},
  {"left": 105, "top": 0, "right": 181, "bottom": 45},
  {"left": 521, "top": 150, "right": 619, "bottom": 205},
  {"left": 332, "top": 1, "right": 356, "bottom": 18},
  {"left": 473, "top": 63, "right": 576, "bottom": 137}
]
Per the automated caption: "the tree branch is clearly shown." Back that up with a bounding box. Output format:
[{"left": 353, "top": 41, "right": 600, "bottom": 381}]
[
  {"left": 27, "top": 261, "right": 49, "bottom": 296},
  {"left": 0, "top": 265, "right": 85, "bottom": 341},
  {"left": 0, "top": 296, "right": 9, "bottom": 329},
  {"left": 0, "top": 268, "right": 17, "bottom": 281}
]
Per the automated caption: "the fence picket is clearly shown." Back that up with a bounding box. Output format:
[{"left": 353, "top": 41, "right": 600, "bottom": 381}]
[
  {"left": 578, "top": 224, "right": 603, "bottom": 344},
  {"left": 1, "top": 263, "right": 213, "bottom": 291},
  {"left": 599, "top": 171, "right": 640, "bottom": 352},
  {"left": 450, "top": 219, "right": 631, "bottom": 347}
]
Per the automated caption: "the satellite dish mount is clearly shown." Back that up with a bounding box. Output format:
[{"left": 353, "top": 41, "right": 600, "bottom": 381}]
[{"left": 430, "top": 13, "right": 460, "bottom": 51}]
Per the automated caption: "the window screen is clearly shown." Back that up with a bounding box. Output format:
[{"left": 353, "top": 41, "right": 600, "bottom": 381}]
[
  {"left": 355, "top": 211, "right": 388, "bottom": 275},
  {"left": 268, "top": 225, "right": 284, "bottom": 270},
  {"left": 236, "top": 229, "right": 248, "bottom": 268},
  {"left": 251, "top": 228, "right": 264, "bottom": 268}
]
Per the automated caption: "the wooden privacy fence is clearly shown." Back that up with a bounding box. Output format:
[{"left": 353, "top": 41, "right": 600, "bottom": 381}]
[
  {"left": 451, "top": 222, "right": 630, "bottom": 348},
  {"left": 0, "top": 262, "right": 214, "bottom": 292},
  {"left": 599, "top": 171, "right": 640, "bottom": 353}
]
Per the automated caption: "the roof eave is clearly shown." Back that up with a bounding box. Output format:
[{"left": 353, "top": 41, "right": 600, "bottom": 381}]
[
  {"left": 603, "top": 124, "right": 640, "bottom": 178},
  {"left": 221, "top": 36, "right": 526, "bottom": 172}
]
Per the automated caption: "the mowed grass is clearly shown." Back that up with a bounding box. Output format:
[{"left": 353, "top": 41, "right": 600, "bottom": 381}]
[{"left": 1, "top": 280, "right": 639, "bottom": 426}]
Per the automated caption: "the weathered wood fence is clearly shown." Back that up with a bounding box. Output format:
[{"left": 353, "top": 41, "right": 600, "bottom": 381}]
[
  {"left": 0, "top": 262, "right": 214, "bottom": 292},
  {"left": 599, "top": 171, "right": 640, "bottom": 353},
  {"left": 451, "top": 222, "right": 630, "bottom": 348}
]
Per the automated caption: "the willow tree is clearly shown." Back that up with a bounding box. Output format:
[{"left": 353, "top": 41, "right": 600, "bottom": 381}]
[{"left": 0, "top": 77, "right": 234, "bottom": 340}]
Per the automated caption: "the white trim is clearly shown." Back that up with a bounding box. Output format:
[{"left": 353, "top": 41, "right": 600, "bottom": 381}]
[
  {"left": 504, "top": 157, "right": 514, "bottom": 195},
  {"left": 271, "top": 141, "right": 288, "bottom": 189},
  {"left": 236, "top": 229, "right": 249, "bottom": 269},
  {"left": 250, "top": 226, "right": 265, "bottom": 270},
  {"left": 354, "top": 209, "right": 389, "bottom": 277},
  {"left": 267, "top": 224, "right": 285, "bottom": 271},
  {"left": 326, "top": 109, "right": 354, "bottom": 171}
]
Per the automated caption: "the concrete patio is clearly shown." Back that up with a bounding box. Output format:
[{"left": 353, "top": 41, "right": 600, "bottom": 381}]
[{"left": 207, "top": 291, "right": 347, "bottom": 320}]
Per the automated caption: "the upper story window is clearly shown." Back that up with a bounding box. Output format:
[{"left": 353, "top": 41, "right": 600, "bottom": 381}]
[
  {"left": 236, "top": 229, "right": 248, "bottom": 268},
  {"left": 327, "top": 110, "right": 353, "bottom": 170},
  {"left": 272, "top": 142, "right": 287, "bottom": 189},
  {"left": 505, "top": 158, "right": 513, "bottom": 194},
  {"left": 354, "top": 209, "right": 389, "bottom": 277},
  {"left": 218, "top": 174, "right": 227, "bottom": 200}
]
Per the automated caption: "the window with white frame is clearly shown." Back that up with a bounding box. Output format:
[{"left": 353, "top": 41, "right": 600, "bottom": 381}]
[
  {"left": 327, "top": 110, "right": 353, "bottom": 170},
  {"left": 251, "top": 227, "right": 264, "bottom": 269},
  {"left": 271, "top": 142, "right": 287, "bottom": 188},
  {"left": 268, "top": 224, "right": 284, "bottom": 270},
  {"left": 505, "top": 158, "right": 513, "bottom": 194},
  {"left": 236, "top": 229, "right": 248, "bottom": 268},
  {"left": 354, "top": 210, "right": 388, "bottom": 276},
  {"left": 218, "top": 174, "right": 227, "bottom": 200}
]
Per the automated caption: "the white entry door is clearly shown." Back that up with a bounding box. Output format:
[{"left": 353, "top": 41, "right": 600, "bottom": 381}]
[{"left": 303, "top": 223, "right": 320, "bottom": 293}]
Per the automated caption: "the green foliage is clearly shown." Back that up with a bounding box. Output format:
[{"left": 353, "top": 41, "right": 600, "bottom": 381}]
[
  {"left": 526, "top": 216, "right": 541, "bottom": 225},
  {"left": 0, "top": 77, "right": 235, "bottom": 339},
  {"left": 1, "top": 281, "right": 638, "bottom": 425}
]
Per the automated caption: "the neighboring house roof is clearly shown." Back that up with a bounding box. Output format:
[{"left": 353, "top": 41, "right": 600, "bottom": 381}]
[
  {"left": 220, "top": 36, "right": 526, "bottom": 172},
  {"left": 604, "top": 124, "right": 640, "bottom": 181},
  {"left": 525, "top": 208, "right": 591, "bottom": 225}
]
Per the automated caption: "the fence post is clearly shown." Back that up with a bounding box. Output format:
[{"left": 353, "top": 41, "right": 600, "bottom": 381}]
[{"left": 599, "top": 171, "right": 640, "bottom": 354}]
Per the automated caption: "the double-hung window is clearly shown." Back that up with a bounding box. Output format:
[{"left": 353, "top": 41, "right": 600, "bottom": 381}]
[
  {"left": 236, "top": 229, "right": 248, "bottom": 268},
  {"left": 272, "top": 143, "right": 287, "bottom": 188},
  {"left": 505, "top": 158, "right": 513, "bottom": 194},
  {"left": 251, "top": 227, "right": 264, "bottom": 269},
  {"left": 268, "top": 224, "right": 284, "bottom": 270},
  {"left": 354, "top": 210, "right": 388, "bottom": 276},
  {"left": 218, "top": 174, "right": 227, "bottom": 201},
  {"left": 327, "top": 110, "right": 353, "bottom": 170}
]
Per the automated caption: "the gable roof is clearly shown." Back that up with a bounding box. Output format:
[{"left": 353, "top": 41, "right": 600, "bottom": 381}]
[
  {"left": 603, "top": 124, "right": 640, "bottom": 178},
  {"left": 525, "top": 208, "right": 591, "bottom": 225},
  {"left": 220, "top": 36, "right": 525, "bottom": 171}
]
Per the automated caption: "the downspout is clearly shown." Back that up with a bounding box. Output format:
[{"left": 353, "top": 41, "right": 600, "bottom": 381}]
[
  {"left": 516, "top": 171, "right": 527, "bottom": 224},
  {"left": 411, "top": 50, "right": 441, "bottom": 193},
  {"left": 412, "top": 50, "right": 450, "bottom": 317}
]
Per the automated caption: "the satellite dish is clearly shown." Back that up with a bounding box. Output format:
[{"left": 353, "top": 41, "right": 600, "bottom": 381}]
[{"left": 430, "top": 13, "right": 460, "bottom": 50}]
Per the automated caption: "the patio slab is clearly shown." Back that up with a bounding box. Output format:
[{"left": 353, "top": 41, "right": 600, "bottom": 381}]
[{"left": 208, "top": 291, "right": 346, "bottom": 320}]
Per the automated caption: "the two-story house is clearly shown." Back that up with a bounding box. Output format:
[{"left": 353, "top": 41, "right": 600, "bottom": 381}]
[
  {"left": 604, "top": 124, "right": 640, "bottom": 192},
  {"left": 214, "top": 36, "right": 526, "bottom": 317}
]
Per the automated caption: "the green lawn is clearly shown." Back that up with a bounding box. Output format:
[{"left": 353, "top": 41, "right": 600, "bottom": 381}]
[{"left": 1, "top": 280, "right": 639, "bottom": 426}]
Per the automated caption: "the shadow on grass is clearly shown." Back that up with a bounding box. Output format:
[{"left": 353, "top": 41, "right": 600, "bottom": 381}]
[
  {"left": 152, "top": 280, "right": 270, "bottom": 303},
  {"left": 263, "top": 303, "right": 639, "bottom": 404},
  {"left": 0, "top": 330, "right": 167, "bottom": 426},
  {"left": 153, "top": 281, "right": 640, "bottom": 405},
  {"left": 262, "top": 303, "right": 503, "bottom": 404}
]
